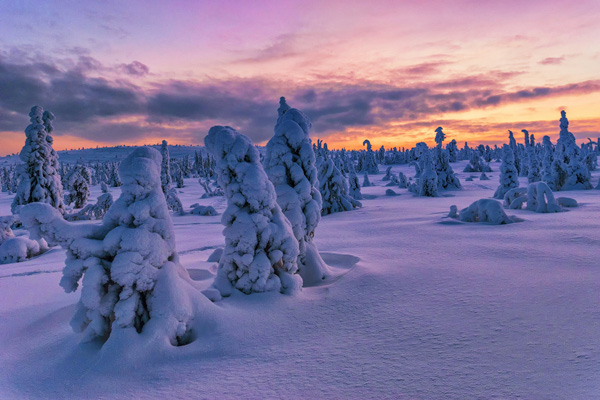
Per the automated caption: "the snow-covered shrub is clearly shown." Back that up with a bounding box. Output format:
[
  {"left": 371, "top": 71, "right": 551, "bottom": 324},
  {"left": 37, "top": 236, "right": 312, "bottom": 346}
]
[
  {"left": 12, "top": 106, "right": 64, "bottom": 215},
  {"left": 199, "top": 177, "right": 223, "bottom": 198},
  {"left": 362, "top": 172, "right": 372, "bottom": 187},
  {"left": 206, "top": 126, "right": 302, "bottom": 295},
  {"left": 0, "top": 216, "right": 15, "bottom": 244},
  {"left": 318, "top": 158, "right": 361, "bottom": 215},
  {"left": 480, "top": 172, "right": 490, "bottom": 180},
  {"left": 458, "top": 199, "right": 515, "bottom": 224},
  {"left": 190, "top": 205, "right": 218, "bottom": 216},
  {"left": 101, "top": 182, "right": 109, "bottom": 193},
  {"left": 166, "top": 188, "right": 184, "bottom": 215},
  {"left": 20, "top": 147, "right": 201, "bottom": 346},
  {"left": 503, "top": 187, "right": 528, "bottom": 209},
  {"left": 447, "top": 205, "right": 458, "bottom": 218},
  {"left": 556, "top": 197, "right": 578, "bottom": 208},
  {"left": 398, "top": 172, "right": 408, "bottom": 188},
  {"left": 385, "top": 174, "right": 400, "bottom": 187},
  {"left": 66, "top": 192, "right": 114, "bottom": 221},
  {"left": 493, "top": 145, "right": 519, "bottom": 199},
  {"left": 525, "top": 181, "right": 562, "bottom": 213},
  {"left": 382, "top": 166, "right": 393, "bottom": 181},
  {"left": 0, "top": 236, "right": 41, "bottom": 264},
  {"left": 264, "top": 98, "right": 330, "bottom": 285},
  {"left": 385, "top": 189, "right": 397, "bottom": 196}
]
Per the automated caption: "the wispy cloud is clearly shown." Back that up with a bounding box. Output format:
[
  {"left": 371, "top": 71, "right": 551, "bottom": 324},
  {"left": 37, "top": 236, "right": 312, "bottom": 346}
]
[{"left": 539, "top": 56, "right": 565, "bottom": 65}]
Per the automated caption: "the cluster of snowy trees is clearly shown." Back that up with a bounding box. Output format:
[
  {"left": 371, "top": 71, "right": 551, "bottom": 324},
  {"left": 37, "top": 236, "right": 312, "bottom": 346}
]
[
  {"left": 492, "top": 110, "right": 596, "bottom": 200},
  {"left": 1, "top": 99, "right": 599, "bottom": 349}
]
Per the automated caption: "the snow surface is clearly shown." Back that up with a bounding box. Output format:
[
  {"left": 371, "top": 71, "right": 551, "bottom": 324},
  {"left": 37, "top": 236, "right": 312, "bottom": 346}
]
[{"left": 1, "top": 159, "right": 600, "bottom": 399}]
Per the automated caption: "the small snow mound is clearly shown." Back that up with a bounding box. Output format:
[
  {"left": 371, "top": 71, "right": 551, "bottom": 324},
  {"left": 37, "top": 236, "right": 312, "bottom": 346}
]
[
  {"left": 190, "top": 205, "right": 218, "bottom": 216},
  {"left": 457, "top": 199, "right": 519, "bottom": 225},
  {"left": 0, "top": 236, "right": 41, "bottom": 264},
  {"left": 556, "top": 197, "right": 578, "bottom": 208},
  {"left": 385, "top": 189, "right": 397, "bottom": 196}
]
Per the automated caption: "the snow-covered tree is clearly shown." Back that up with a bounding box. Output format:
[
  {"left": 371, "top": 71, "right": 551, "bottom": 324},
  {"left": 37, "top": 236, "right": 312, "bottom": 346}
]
[
  {"left": 318, "top": 157, "right": 361, "bottom": 215},
  {"left": 418, "top": 150, "right": 439, "bottom": 197},
  {"left": 66, "top": 165, "right": 91, "bottom": 209},
  {"left": 11, "top": 106, "right": 64, "bottom": 215},
  {"left": 508, "top": 130, "right": 522, "bottom": 175},
  {"left": 527, "top": 145, "right": 541, "bottom": 183},
  {"left": 20, "top": 147, "right": 202, "bottom": 346},
  {"left": 160, "top": 140, "right": 171, "bottom": 194},
  {"left": 206, "top": 126, "right": 302, "bottom": 295},
  {"left": 433, "top": 127, "right": 461, "bottom": 190},
  {"left": 541, "top": 136, "right": 554, "bottom": 186},
  {"left": 348, "top": 166, "right": 362, "bottom": 200},
  {"left": 551, "top": 111, "right": 592, "bottom": 190},
  {"left": 362, "top": 172, "right": 372, "bottom": 187},
  {"left": 264, "top": 97, "right": 330, "bottom": 285},
  {"left": 446, "top": 139, "right": 459, "bottom": 162},
  {"left": 493, "top": 145, "right": 519, "bottom": 199},
  {"left": 361, "top": 139, "right": 379, "bottom": 174}
]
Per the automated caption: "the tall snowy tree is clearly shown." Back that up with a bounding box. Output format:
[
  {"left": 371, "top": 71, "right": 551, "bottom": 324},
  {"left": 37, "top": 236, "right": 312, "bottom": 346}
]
[
  {"left": 541, "top": 136, "right": 555, "bottom": 186},
  {"left": 433, "top": 127, "right": 461, "bottom": 190},
  {"left": 493, "top": 145, "right": 519, "bottom": 199},
  {"left": 417, "top": 150, "right": 439, "bottom": 197},
  {"left": 20, "top": 147, "right": 204, "bottom": 346},
  {"left": 264, "top": 97, "right": 330, "bottom": 285},
  {"left": 160, "top": 140, "right": 171, "bottom": 194},
  {"left": 205, "top": 126, "right": 302, "bottom": 295},
  {"left": 551, "top": 110, "right": 592, "bottom": 190},
  {"left": 12, "top": 106, "right": 64, "bottom": 215}
]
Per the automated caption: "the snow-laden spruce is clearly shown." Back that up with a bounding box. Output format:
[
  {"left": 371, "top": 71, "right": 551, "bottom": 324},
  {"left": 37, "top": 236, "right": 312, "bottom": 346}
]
[
  {"left": 65, "top": 165, "right": 91, "bottom": 209},
  {"left": 348, "top": 166, "right": 363, "bottom": 200},
  {"left": 493, "top": 145, "right": 519, "bottom": 199},
  {"left": 264, "top": 97, "right": 330, "bottom": 285},
  {"left": 160, "top": 140, "right": 172, "bottom": 194},
  {"left": 12, "top": 106, "right": 64, "bottom": 215},
  {"left": 526, "top": 136, "right": 541, "bottom": 183},
  {"left": 551, "top": 111, "right": 592, "bottom": 191},
  {"left": 160, "top": 140, "right": 184, "bottom": 212},
  {"left": 541, "top": 135, "right": 554, "bottom": 185},
  {"left": 417, "top": 148, "right": 439, "bottom": 197},
  {"left": 20, "top": 147, "right": 204, "bottom": 346},
  {"left": 318, "top": 157, "right": 362, "bottom": 215},
  {"left": 433, "top": 127, "right": 461, "bottom": 190},
  {"left": 205, "top": 126, "right": 302, "bottom": 295}
]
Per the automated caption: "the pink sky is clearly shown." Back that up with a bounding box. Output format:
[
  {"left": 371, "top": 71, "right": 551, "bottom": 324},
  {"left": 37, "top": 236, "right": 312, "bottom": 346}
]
[{"left": 1, "top": 0, "right": 599, "bottom": 155}]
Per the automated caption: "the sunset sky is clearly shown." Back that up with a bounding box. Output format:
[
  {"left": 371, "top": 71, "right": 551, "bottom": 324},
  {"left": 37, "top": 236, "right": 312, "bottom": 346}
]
[{"left": 1, "top": 0, "right": 599, "bottom": 156}]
